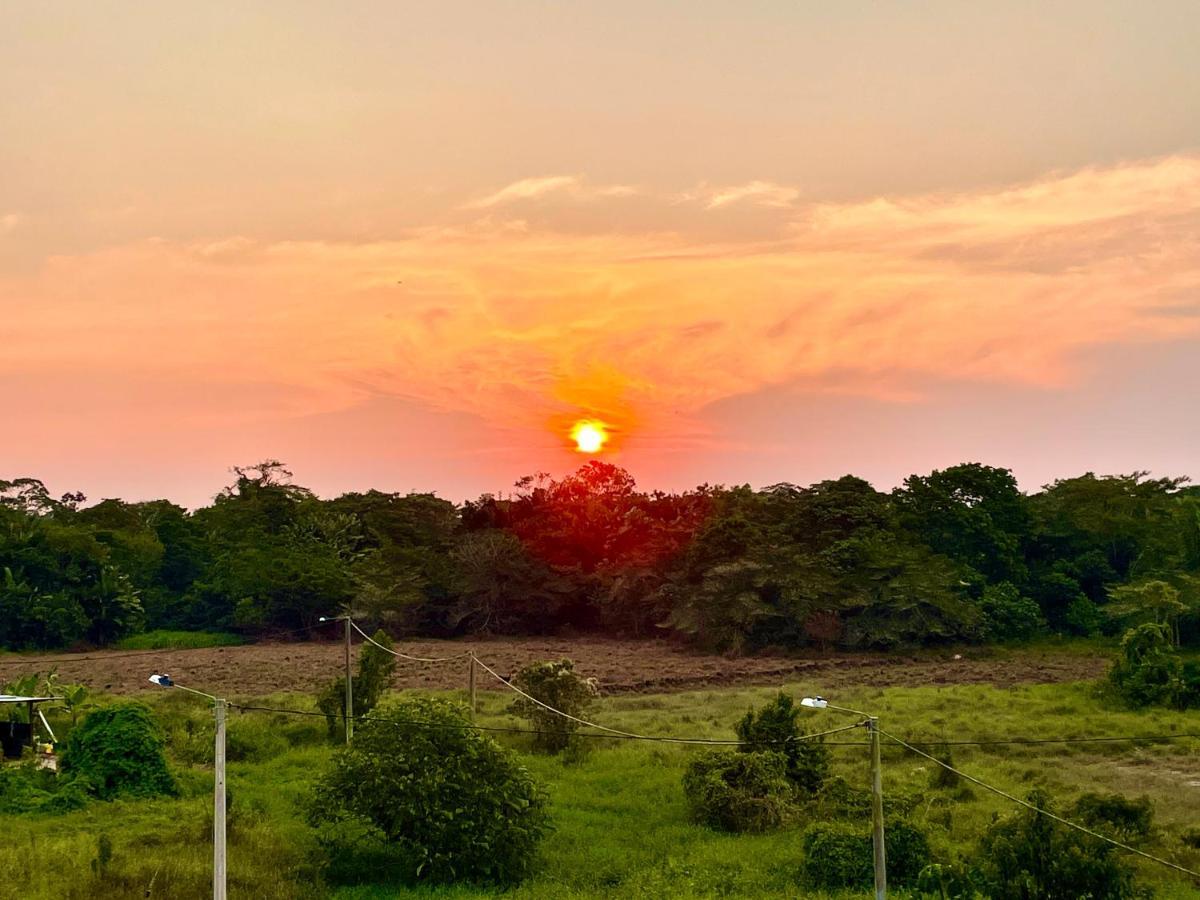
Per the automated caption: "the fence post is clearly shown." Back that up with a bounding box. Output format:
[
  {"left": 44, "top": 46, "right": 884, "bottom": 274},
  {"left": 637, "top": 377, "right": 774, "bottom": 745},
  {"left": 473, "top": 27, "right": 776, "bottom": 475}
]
[{"left": 467, "top": 656, "right": 477, "bottom": 720}]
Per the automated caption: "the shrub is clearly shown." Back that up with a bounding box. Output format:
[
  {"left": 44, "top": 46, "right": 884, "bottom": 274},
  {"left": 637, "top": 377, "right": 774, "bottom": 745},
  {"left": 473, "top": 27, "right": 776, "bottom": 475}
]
[
  {"left": 0, "top": 763, "right": 91, "bottom": 815},
  {"left": 979, "top": 582, "right": 1045, "bottom": 642},
  {"left": 915, "top": 862, "right": 981, "bottom": 899},
  {"left": 507, "top": 658, "right": 599, "bottom": 753},
  {"left": 61, "top": 703, "right": 176, "bottom": 800},
  {"left": 801, "top": 819, "right": 930, "bottom": 889},
  {"left": 1071, "top": 792, "right": 1153, "bottom": 842},
  {"left": 814, "top": 775, "right": 920, "bottom": 819},
  {"left": 307, "top": 696, "right": 549, "bottom": 885},
  {"left": 977, "top": 789, "right": 1139, "bottom": 900},
  {"left": 733, "top": 693, "right": 829, "bottom": 794},
  {"left": 1109, "top": 623, "right": 1193, "bottom": 709},
  {"left": 682, "top": 750, "right": 796, "bottom": 833},
  {"left": 1063, "top": 597, "right": 1103, "bottom": 636},
  {"left": 317, "top": 628, "right": 398, "bottom": 739}
]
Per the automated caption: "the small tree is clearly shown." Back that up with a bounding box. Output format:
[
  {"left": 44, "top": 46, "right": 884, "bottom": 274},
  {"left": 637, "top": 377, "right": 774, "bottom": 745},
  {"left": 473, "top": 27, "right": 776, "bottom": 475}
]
[
  {"left": 1109, "top": 623, "right": 1193, "bottom": 709},
  {"left": 682, "top": 750, "right": 796, "bottom": 832},
  {"left": 307, "top": 697, "right": 549, "bottom": 885},
  {"left": 317, "top": 628, "right": 397, "bottom": 738},
  {"left": 977, "top": 789, "right": 1139, "bottom": 900},
  {"left": 734, "top": 693, "right": 829, "bottom": 794},
  {"left": 61, "top": 703, "right": 176, "bottom": 800},
  {"left": 507, "top": 659, "right": 599, "bottom": 753}
]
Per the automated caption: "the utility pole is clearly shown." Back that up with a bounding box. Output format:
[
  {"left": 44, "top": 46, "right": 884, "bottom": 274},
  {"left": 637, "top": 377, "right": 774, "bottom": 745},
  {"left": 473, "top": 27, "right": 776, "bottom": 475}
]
[
  {"left": 148, "top": 675, "right": 227, "bottom": 900},
  {"left": 868, "top": 716, "right": 887, "bottom": 900},
  {"left": 467, "top": 656, "right": 477, "bottom": 720},
  {"left": 213, "top": 697, "right": 227, "bottom": 900},
  {"left": 343, "top": 616, "right": 354, "bottom": 744}
]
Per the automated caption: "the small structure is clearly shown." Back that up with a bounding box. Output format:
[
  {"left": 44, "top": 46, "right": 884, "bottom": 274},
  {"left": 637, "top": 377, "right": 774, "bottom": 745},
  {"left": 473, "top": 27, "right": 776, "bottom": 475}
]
[{"left": 1, "top": 694, "right": 58, "bottom": 759}]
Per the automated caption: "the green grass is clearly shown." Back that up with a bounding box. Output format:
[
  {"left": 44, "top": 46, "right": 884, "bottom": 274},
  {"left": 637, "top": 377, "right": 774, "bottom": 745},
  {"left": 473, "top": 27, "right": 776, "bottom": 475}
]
[
  {"left": 114, "top": 630, "right": 246, "bottom": 650},
  {"left": 2, "top": 678, "right": 1197, "bottom": 899}
]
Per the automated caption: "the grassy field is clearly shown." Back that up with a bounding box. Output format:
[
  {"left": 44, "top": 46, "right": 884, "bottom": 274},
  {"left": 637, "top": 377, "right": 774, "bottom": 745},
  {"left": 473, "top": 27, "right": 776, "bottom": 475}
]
[{"left": 2, "top": 676, "right": 1198, "bottom": 899}]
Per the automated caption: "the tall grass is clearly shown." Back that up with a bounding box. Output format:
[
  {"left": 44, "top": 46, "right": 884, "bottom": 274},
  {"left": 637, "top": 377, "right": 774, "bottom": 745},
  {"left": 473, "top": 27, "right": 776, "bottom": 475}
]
[{"left": 1, "top": 678, "right": 1197, "bottom": 899}]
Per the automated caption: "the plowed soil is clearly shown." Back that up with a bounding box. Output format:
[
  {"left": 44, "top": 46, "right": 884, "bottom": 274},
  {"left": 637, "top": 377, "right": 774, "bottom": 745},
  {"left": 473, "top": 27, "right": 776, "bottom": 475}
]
[{"left": 0, "top": 637, "right": 1107, "bottom": 697}]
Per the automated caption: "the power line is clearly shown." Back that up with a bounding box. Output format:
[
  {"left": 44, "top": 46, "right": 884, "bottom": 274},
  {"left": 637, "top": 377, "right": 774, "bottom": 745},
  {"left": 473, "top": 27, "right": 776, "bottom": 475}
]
[
  {"left": 880, "top": 729, "right": 1200, "bottom": 882},
  {"left": 231, "top": 701, "right": 865, "bottom": 746},
  {"left": 889, "top": 733, "right": 1200, "bottom": 747},
  {"left": 350, "top": 621, "right": 471, "bottom": 663}
]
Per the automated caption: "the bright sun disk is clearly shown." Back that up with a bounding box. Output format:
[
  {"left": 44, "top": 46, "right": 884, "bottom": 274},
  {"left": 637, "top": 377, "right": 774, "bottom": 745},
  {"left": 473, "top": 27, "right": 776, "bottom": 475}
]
[{"left": 570, "top": 420, "right": 608, "bottom": 453}]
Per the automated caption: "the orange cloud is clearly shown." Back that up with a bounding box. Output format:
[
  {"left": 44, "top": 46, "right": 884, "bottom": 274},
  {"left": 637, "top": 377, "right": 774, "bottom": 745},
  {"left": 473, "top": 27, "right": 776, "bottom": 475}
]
[{"left": 3, "top": 156, "right": 1198, "bottom": 457}]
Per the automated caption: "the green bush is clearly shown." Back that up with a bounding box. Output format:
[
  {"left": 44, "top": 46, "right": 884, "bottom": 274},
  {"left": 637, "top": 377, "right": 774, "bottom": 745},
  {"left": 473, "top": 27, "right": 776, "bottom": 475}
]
[
  {"left": 507, "top": 658, "right": 599, "bottom": 753},
  {"left": 682, "top": 750, "right": 796, "bottom": 833},
  {"left": 800, "top": 819, "right": 930, "bottom": 889},
  {"left": 317, "top": 628, "right": 397, "bottom": 739},
  {"left": 977, "top": 789, "right": 1140, "bottom": 900},
  {"left": 307, "top": 696, "right": 550, "bottom": 885},
  {"left": 1109, "top": 623, "right": 1194, "bottom": 709},
  {"left": 60, "top": 703, "right": 176, "bottom": 800},
  {"left": 1071, "top": 792, "right": 1154, "bottom": 842},
  {"left": 733, "top": 692, "right": 829, "bottom": 794},
  {"left": 115, "top": 630, "right": 244, "bottom": 650},
  {"left": 0, "top": 763, "right": 91, "bottom": 815}
]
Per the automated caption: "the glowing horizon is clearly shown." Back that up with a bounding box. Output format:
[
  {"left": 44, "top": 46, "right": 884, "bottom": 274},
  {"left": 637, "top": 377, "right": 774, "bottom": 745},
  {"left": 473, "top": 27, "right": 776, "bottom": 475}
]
[{"left": 2, "top": 3, "right": 1199, "bottom": 506}]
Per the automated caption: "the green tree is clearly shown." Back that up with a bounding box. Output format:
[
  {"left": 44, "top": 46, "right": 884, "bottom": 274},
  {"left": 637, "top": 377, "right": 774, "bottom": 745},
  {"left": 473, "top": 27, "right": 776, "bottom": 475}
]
[{"left": 307, "top": 697, "right": 549, "bottom": 884}]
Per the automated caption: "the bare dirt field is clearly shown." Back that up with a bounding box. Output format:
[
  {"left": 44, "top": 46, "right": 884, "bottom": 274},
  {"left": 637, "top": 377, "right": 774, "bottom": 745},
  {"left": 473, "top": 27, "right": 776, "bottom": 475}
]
[{"left": 1, "top": 637, "right": 1108, "bottom": 697}]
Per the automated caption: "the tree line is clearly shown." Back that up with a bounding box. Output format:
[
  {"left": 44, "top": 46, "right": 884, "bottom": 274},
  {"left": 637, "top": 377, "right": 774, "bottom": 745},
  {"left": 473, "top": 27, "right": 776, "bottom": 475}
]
[{"left": 2, "top": 459, "right": 1198, "bottom": 652}]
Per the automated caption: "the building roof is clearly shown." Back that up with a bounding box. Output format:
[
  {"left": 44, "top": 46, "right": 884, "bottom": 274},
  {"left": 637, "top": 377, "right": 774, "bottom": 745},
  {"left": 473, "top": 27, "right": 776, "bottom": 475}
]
[{"left": 0, "top": 695, "right": 58, "bottom": 704}]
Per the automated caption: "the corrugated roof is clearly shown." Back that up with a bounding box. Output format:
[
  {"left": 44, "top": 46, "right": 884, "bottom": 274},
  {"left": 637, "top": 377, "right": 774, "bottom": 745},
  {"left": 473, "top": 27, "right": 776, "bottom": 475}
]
[{"left": 0, "top": 695, "right": 58, "bottom": 703}]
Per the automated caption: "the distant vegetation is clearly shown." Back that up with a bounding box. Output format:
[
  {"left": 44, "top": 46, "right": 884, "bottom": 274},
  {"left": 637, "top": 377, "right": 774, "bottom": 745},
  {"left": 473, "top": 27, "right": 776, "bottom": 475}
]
[{"left": 2, "top": 460, "right": 1198, "bottom": 655}]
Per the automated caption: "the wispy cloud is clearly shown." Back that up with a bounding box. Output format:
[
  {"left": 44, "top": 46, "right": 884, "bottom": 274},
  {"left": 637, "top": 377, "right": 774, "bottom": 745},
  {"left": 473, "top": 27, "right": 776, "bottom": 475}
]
[
  {"left": 4, "top": 156, "right": 1198, "bottom": 460},
  {"left": 463, "top": 175, "right": 637, "bottom": 209},
  {"left": 702, "top": 180, "right": 800, "bottom": 209}
]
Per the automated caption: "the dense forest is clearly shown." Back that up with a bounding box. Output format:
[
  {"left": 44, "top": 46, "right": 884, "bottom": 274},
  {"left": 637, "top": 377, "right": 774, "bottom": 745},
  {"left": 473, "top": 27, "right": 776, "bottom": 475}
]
[{"left": 2, "top": 460, "right": 1198, "bottom": 653}]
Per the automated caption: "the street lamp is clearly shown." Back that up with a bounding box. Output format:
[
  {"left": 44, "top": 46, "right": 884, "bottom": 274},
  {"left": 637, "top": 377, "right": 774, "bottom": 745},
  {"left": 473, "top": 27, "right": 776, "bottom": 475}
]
[
  {"left": 149, "top": 674, "right": 226, "bottom": 900},
  {"left": 803, "top": 696, "right": 886, "bottom": 900},
  {"left": 319, "top": 615, "right": 354, "bottom": 743}
]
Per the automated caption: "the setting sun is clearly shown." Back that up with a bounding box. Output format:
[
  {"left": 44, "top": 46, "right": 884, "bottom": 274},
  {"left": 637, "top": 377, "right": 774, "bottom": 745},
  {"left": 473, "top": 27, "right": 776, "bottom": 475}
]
[{"left": 570, "top": 420, "right": 608, "bottom": 454}]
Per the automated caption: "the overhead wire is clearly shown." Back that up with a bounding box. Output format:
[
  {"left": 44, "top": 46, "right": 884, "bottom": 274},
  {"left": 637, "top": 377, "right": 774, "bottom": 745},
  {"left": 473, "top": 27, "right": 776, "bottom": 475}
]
[
  {"left": 230, "top": 701, "right": 864, "bottom": 746},
  {"left": 350, "top": 621, "right": 472, "bottom": 663},
  {"left": 880, "top": 729, "right": 1200, "bottom": 881}
]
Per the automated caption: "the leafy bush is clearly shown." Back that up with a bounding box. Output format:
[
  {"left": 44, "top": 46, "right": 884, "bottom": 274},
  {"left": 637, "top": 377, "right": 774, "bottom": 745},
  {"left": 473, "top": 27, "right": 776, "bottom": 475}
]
[
  {"left": 800, "top": 819, "right": 930, "bottom": 889},
  {"left": 0, "top": 763, "right": 91, "bottom": 814},
  {"left": 61, "top": 703, "right": 176, "bottom": 800},
  {"left": 507, "top": 658, "right": 599, "bottom": 753},
  {"left": 733, "top": 692, "right": 829, "bottom": 794},
  {"left": 814, "top": 775, "right": 920, "bottom": 819},
  {"left": 307, "top": 696, "right": 549, "bottom": 885},
  {"left": 1071, "top": 792, "right": 1154, "bottom": 842},
  {"left": 682, "top": 750, "right": 796, "bottom": 833},
  {"left": 1109, "top": 623, "right": 1195, "bottom": 709},
  {"left": 317, "top": 628, "right": 397, "bottom": 739},
  {"left": 1063, "top": 596, "right": 1103, "bottom": 636},
  {"left": 115, "top": 630, "right": 244, "bottom": 650},
  {"left": 978, "top": 582, "right": 1045, "bottom": 642},
  {"left": 915, "top": 862, "right": 981, "bottom": 899},
  {"left": 977, "top": 789, "right": 1140, "bottom": 900}
]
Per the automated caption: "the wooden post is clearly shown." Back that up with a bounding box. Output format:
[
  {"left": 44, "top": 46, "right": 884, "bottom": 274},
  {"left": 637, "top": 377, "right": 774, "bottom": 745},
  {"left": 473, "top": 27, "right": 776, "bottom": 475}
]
[
  {"left": 213, "top": 698, "right": 227, "bottom": 900},
  {"left": 344, "top": 617, "right": 354, "bottom": 744},
  {"left": 467, "top": 656, "right": 477, "bottom": 720},
  {"left": 869, "top": 716, "right": 887, "bottom": 900}
]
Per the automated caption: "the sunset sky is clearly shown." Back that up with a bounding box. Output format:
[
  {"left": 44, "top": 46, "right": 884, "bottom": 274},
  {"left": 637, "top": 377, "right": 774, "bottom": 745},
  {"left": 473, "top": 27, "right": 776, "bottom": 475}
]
[{"left": 3, "top": 2, "right": 1199, "bottom": 507}]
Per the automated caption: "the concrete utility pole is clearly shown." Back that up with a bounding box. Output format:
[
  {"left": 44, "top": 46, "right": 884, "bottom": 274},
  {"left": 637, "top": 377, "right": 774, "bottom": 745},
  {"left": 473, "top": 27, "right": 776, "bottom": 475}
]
[
  {"left": 343, "top": 616, "right": 354, "bottom": 744},
  {"left": 150, "top": 676, "right": 227, "bottom": 900},
  {"left": 213, "top": 697, "right": 227, "bottom": 900},
  {"left": 869, "top": 716, "right": 887, "bottom": 900},
  {"left": 467, "top": 656, "right": 477, "bottom": 720}
]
